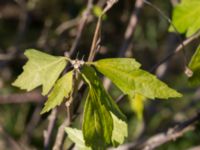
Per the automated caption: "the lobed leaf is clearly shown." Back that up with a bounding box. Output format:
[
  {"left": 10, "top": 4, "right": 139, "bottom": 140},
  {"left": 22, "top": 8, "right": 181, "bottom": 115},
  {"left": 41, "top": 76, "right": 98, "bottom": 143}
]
[
  {"left": 93, "top": 58, "right": 182, "bottom": 99},
  {"left": 41, "top": 71, "right": 73, "bottom": 114},
  {"left": 93, "top": 58, "right": 141, "bottom": 96},
  {"left": 188, "top": 45, "right": 200, "bottom": 85},
  {"left": 12, "top": 49, "right": 67, "bottom": 95},
  {"left": 169, "top": 0, "right": 200, "bottom": 37},
  {"left": 65, "top": 127, "right": 91, "bottom": 150},
  {"left": 81, "top": 65, "right": 127, "bottom": 149}
]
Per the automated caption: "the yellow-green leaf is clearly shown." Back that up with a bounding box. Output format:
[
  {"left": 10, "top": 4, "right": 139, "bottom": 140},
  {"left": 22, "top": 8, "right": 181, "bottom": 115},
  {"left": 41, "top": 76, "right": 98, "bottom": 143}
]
[
  {"left": 41, "top": 71, "right": 73, "bottom": 114},
  {"left": 111, "top": 112, "right": 128, "bottom": 147},
  {"left": 12, "top": 49, "right": 67, "bottom": 95},
  {"left": 65, "top": 127, "right": 91, "bottom": 150},
  {"left": 129, "top": 94, "right": 145, "bottom": 120},
  {"left": 93, "top": 58, "right": 141, "bottom": 96},
  {"left": 188, "top": 44, "right": 200, "bottom": 85},
  {"left": 169, "top": 0, "right": 200, "bottom": 37},
  {"left": 94, "top": 58, "right": 141, "bottom": 73},
  {"left": 93, "top": 58, "right": 182, "bottom": 99}
]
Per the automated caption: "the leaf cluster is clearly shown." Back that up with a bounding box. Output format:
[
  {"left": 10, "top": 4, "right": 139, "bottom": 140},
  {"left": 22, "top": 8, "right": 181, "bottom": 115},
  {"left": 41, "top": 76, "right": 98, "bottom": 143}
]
[{"left": 12, "top": 49, "right": 181, "bottom": 149}]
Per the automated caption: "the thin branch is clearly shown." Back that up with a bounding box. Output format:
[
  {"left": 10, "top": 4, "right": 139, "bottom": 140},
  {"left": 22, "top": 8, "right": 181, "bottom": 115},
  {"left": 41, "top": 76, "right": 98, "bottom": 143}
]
[
  {"left": 44, "top": 108, "right": 58, "bottom": 150},
  {"left": 0, "top": 4, "right": 21, "bottom": 19},
  {"left": 0, "top": 124, "right": 23, "bottom": 150},
  {"left": 88, "top": 0, "right": 119, "bottom": 61},
  {"left": 37, "top": 18, "right": 53, "bottom": 48},
  {"left": 68, "top": 0, "right": 94, "bottom": 56},
  {"left": 55, "top": 17, "right": 80, "bottom": 35},
  {"left": 88, "top": 17, "right": 102, "bottom": 61},
  {"left": 13, "top": 0, "right": 29, "bottom": 48},
  {"left": 0, "top": 91, "right": 44, "bottom": 104},
  {"left": 52, "top": 118, "right": 70, "bottom": 150},
  {"left": 118, "top": 0, "right": 144, "bottom": 57},
  {"left": 20, "top": 103, "right": 42, "bottom": 145},
  {"left": 151, "top": 30, "right": 200, "bottom": 72},
  {"left": 103, "top": 0, "right": 118, "bottom": 14},
  {"left": 115, "top": 111, "right": 200, "bottom": 150},
  {"left": 170, "top": 0, "right": 180, "bottom": 6},
  {"left": 187, "top": 145, "right": 200, "bottom": 150}
]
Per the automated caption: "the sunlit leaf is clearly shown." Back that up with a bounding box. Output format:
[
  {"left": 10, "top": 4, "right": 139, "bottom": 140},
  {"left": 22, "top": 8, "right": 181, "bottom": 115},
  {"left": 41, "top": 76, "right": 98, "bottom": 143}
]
[
  {"left": 81, "top": 65, "right": 127, "bottom": 148},
  {"left": 130, "top": 94, "right": 145, "bottom": 120},
  {"left": 131, "top": 70, "right": 182, "bottom": 99},
  {"left": 169, "top": 0, "right": 200, "bottom": 37},
  {"left": 41, "top": 71, "right": 73, "bottom": 114},
  {"left": 93, "top": 58, "right": 182, "bottom": 99},
  {"left": 111, "top": 112, "right": 128, "bottom": 147},
  {"left": 94, "top": 58, "right": 141, "bottom": 73},
  {"left": 12, "top": 49, "right": 67, "bottom": 95},
  {"left": 93, "top": 58, "right": 141, "bottom": 96},
  {"left": 188, "top": 44, "right": 200, "bottom": 85},
  {"left": 65, "top": 127, "right": 91, "bottom": 150}
]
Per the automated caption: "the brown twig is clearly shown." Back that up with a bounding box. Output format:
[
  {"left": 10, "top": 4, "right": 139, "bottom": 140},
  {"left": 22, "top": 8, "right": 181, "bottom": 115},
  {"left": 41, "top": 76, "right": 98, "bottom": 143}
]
[
  {"left": 0, "top": 91, "right": 44, "bottom": 104},
  {"left": 44, "top": 108, "right": 58, "bottom": 150},
  {"left": 118, "top": 0, "right": 144, "bottom": 57},
  {"left": 0, "top": 4, "right": 21, "bottom": 19},
  {"left": 13, "top": 0, "right": 29, "bottom": 49},
  {"left": 0, "top": 124, "right": 23, "bottom": 150},
  {"left": 136, "top": 112, "right": 200, "bottom": 150},
  {"left": 187, "top": 145, "right": 200, "bottom": 150},
  {"left": 88, "top": 0, "right": 119, "bottom": 61},
  {"left": 52, "top": 118, "right": 70, "bottom": 150},
  {"left": 88, "top": 17, "right": 102, "bottom": 61},
  {"left": 37, "top": 18, "right": 53, "bottom": 48},
  {"left": 113, "top": 112, "right": 200, "bottom": 150},
  {"left": 151, "top": 30, "right": 200, "bottom": 72},
  {"left": 55, "top": 17, "right": 80, "bottom": 35},
  {"left": 68, "top": 0, "right": 94, "bottom": 57}
]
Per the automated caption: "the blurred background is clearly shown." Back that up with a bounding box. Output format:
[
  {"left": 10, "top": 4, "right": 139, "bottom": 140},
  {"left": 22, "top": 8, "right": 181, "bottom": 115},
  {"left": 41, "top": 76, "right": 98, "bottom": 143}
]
[{"left": 0, "top": 0, "right": 200, "bottom": 149}]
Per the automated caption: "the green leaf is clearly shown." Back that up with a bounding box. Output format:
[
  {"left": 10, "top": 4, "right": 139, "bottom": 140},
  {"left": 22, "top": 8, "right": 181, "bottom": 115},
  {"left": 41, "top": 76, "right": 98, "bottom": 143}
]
[
  {"left": 169, "top": 0, "right": 200, "bottom": 37},
  {"left": 129, "top": 94, "right": 145, "bottom": 120},
  {"left": 65, "top": 127, "right": 91, "bottom": 150},
  {"left": 93, "top": 58, "right": 182, "bottom": 99},
  {"left": 131, "top": 70, "right": 182, "bottom": 99},
  {"left": 93, "top": 58, "right": 141, "bottom": 73},
  {"left": 83, "top": 90, "right": 112, "bottom": 149},
  {"left": 188, "top": 45, "right": 200, "bottom": 85},
  {"left": 12, "top": 49, "right": 67, "bottom": 95},
  {"left": 93, "top": 58, "right": 141, "bottom": 96},
  {"left": 81, "top": 65, "right": 127, "bottom": 148},
  {"left": 41, "top": 71, "right": 73, "bottom": 114},
  {"left": 111, "top": 112, "right": 127, "bottom": 147}
]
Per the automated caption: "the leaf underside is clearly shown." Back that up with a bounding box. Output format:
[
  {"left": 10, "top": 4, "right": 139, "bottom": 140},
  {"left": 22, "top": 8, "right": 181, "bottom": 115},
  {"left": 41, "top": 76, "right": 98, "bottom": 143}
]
[{"left": 12, "top": 49, "right": 67, "bottom": 95}]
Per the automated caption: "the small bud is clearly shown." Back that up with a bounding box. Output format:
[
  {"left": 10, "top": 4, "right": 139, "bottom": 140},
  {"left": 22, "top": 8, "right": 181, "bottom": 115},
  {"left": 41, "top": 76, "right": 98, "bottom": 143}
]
[{"left": 184, "top": 66, "right": 193, "bottom": 77}]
